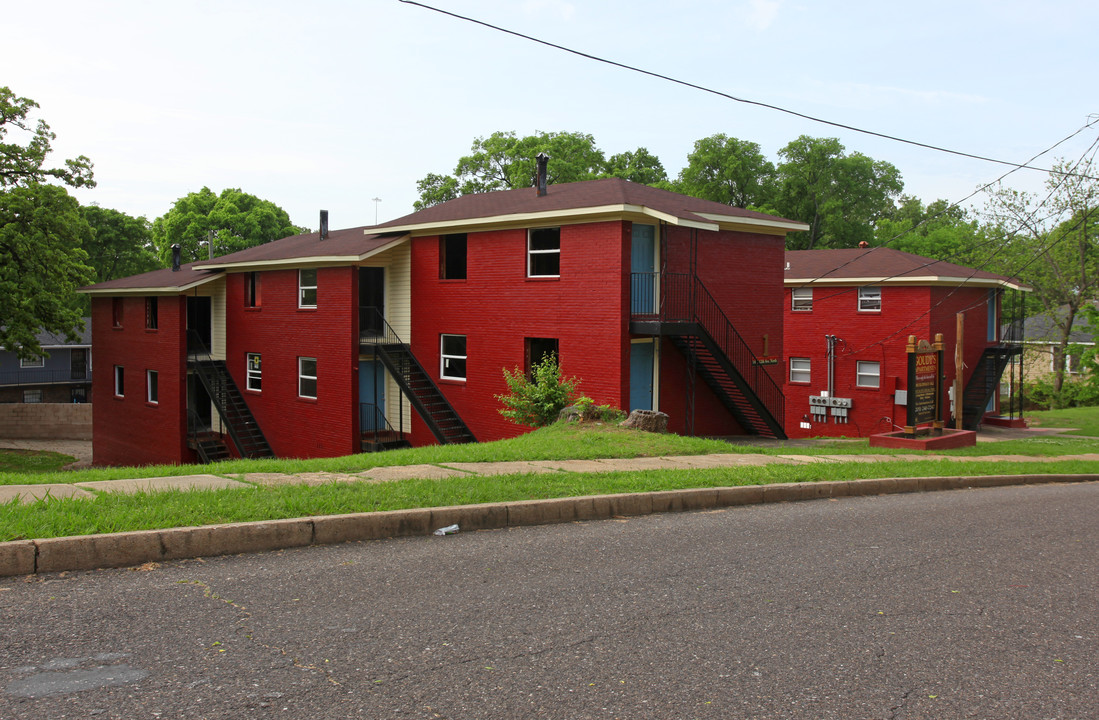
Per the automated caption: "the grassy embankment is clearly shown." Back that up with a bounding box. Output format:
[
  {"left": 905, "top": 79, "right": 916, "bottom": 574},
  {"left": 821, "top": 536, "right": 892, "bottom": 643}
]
[{"left": 1, "top": 410, "right": 1097, "bottom": 541}]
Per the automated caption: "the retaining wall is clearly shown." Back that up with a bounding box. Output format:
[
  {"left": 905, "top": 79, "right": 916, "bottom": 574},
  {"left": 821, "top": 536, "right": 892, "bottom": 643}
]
[{"left": 0, "top": 403, "right": 92, "bottom": 439}]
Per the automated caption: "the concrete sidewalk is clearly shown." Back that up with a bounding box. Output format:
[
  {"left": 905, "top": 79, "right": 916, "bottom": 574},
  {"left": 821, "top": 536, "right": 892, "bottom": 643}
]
[{"left": 2, "top": 425, "right": 1096, "bottom": 578}]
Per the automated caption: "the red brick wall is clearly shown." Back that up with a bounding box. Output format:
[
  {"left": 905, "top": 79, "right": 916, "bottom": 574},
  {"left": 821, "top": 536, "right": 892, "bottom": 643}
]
[
  {"left": 409, "top": 221, "right": 629, "bottom": 445},
  {"left": 655, "top": 225, "right": 785, "bottom": 435},
  {"left": 91, "top": 295, "right": 189, "bottom": 466},
  {"left": 783, "top": 284, "right": 997, "bottom": 438},
  {"left": 224, "top": 267, "right": 358, "bottom": 458}
]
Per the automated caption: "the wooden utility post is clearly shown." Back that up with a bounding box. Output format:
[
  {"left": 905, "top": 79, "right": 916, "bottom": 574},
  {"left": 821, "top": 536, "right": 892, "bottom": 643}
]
[{"left": 955, "top": 313, "right": 964, "bottom": 430}]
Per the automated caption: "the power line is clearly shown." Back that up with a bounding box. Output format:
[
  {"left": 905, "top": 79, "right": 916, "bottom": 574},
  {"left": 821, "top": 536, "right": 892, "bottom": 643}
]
[{"left": 400, "top": 0, "right": 1099, "bottom": 181}]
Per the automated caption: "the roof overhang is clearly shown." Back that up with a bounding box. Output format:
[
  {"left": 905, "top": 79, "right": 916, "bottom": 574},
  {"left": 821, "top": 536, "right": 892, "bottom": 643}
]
[
  {"left": 785, "top": 275, "right": 1029, "bottom": 291},
  {"left": 80, "top": 272, "right": 222, "bottom": 296},
  {"left": 193, "top": 235, "right": 410, "bottom": 272},
  {"left": 374, "top": 206, "right": 808, "bottom": 237}
]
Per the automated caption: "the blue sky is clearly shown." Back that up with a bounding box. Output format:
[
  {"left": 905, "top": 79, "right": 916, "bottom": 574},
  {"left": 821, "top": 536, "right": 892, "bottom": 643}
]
[{"left": 7, "top": 0, "right": 1097, "bottom": 230}]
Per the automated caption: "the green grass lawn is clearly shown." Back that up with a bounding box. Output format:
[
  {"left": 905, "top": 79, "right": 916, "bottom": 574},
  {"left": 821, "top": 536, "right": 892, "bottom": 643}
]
[
  {"left": 2, "top": 418, "right": 1098, "bottom": 542},
  {"left": 1026, "top": 406, "right": 1099, "bottom": 437},
  {"left": 0, "top": 449, "right": 76, "bottom": 474}
]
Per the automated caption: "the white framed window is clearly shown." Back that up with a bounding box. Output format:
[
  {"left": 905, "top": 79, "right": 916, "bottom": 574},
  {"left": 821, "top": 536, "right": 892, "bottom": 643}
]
[
  {"left": 298, "top": 357, "right": 317, "bottom": 399},
  {"left": 299, "top": 269, "right": 318, "bottom": 308},
  {"left": 858, "top": 286, "right": 881, "bottom": 312},
  {"left": 246, "top": 353, "right": 262, "bottom": 391},
  {"left": 114, "top": 366, "right": 125, "bottom": 397},
  {"left": 856, "top": 361, "right": 880, "bottom": 388},
  {"left": 440, "top": 334, "right": 467, "bottom": 380},
  {"left": 23, "top": 389, "right": 42, "bottom": 403},
  {"left": 19, "top": 356, "right": 45, "bottom": 369},
  {"left": 789, "top": 357, "right": 811, "bottom": 384},
  {"left": 146, "top": 370, "right": 159, "bottom": 404},
  {"left": 528, "top": 227, "right": 560, "bottom": 277},
  {"left": 791, "top": 287, "right": 813, "bottom": 312}
]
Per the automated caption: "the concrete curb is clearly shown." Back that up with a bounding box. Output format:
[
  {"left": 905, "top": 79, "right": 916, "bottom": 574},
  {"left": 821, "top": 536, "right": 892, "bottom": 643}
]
[{"left": 3, "top": 473, "right": 1097, "bottom": 577}]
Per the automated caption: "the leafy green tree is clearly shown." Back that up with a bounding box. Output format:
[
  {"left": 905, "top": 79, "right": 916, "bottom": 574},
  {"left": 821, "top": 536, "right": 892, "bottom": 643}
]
[
  {"left": 676, "top": 134, "right": 776, "bottom": 209},
  {"left": 604, "top": 147, "right": 667, "bottom": 185},
  {"left": 0, "top": 87, "right": 94, "bottom": 189},
  {"left": 873, "top": 196, "right": 989, "bottom": 265},
  {"left": 0, "top": 87, "right": 95, "bottom": 359},
  {"left": 496, "top": 353, "right": 579, "bottom": 428},
  {"left": 151, "top": 187, "right": 307, "bottom": 264},
  {"left": 773, "top": 135, "right": 903, "bottom": 250},
  {"left": 81, "top": 205, "right": 160, "bottom": 282},
  {"left": 983, "top": 156, "right": 1099, "bottom": 392},
  {"left": 414, "top": 131, "right": 668, "bottom": 210}
]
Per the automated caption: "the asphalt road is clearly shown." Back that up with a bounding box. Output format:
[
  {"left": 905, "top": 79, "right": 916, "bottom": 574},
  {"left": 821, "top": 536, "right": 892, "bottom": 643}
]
[{"left": 1, "top": 481, "right": 1096, "bottom": 720}]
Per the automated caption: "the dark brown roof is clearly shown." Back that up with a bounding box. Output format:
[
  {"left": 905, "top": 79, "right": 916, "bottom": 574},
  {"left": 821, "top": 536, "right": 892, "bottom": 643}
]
[
  {"left": 376, "top": 177, "right": 804, "bottom": 230},
  {"left": 785, "top": 248, "right": 1027, "bottom": 290},
  {"left": 194, "top": 227, "right": 406, "bottom": 269},
  {"left": 81, "top": 262, "right": 221, "bottom": 294}
]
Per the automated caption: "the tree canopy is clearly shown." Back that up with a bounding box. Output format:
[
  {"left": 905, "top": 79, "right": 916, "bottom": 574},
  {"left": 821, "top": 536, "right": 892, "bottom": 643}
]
[
  {"left": 0, "top": 87, "right": 95, "bottom": 359},
  {"left": 151, "top": 187, "right": 306, "bottom": 265},
  {"left": 772, "top": 135, "right": 904, "bottom": 250},
  {"left": 415, "top": 131, "right": 666, "bottom": 210},
  {"left": 81, "top": 205, "right": 160, "bottom": 283},
  {"left": 676, "top": 134, "right": 775, "bottom": 209},
  {"left": 982, "top": 156, "right": 1099, "bottom": 392}
]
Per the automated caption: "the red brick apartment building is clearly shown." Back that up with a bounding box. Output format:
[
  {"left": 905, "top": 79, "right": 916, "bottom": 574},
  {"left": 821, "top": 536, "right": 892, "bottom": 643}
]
[
  {"left": 83, "top": 176, "right": 807, "bottom": 466},
  {"left": 782, "top": 248, "right": 1027, "bottom": 438}
]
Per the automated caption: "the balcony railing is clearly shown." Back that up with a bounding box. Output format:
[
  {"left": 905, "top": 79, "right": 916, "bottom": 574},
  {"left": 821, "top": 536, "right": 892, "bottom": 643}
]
[{"left": 0, "top": 369, "right": 90, "bottom": 386}]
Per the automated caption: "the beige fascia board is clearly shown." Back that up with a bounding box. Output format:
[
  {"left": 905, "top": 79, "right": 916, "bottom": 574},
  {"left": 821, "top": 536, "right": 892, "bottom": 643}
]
[
  {"left": 194, "top": 236, "right": 409, "bottom": 272},
  {"left": 80, "top": 276, "right": 220, "bottom": 296},
  {"left": 785, "top": 276, "right": 1029, "bottom": 291},
  {"left": 695, "top": 213, "right": 811, "bottom": 235},
  {"left": 373, "top": 205, "right": 718, "bottom": 236}
]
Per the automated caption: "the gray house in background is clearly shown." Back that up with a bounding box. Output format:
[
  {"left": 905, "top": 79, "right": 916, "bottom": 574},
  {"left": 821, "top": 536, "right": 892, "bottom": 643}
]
[
  {"left": 1019, "top": 305, "right": 1096, "bottom": 380},
  {"left": 0, "top": 319, "right": 92, "bottom": 403}
]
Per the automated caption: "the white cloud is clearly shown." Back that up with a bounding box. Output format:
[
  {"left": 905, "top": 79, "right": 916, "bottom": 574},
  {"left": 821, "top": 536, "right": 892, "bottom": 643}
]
[{"left": 746, "top": 0, "right": 781, "bottom": 31}]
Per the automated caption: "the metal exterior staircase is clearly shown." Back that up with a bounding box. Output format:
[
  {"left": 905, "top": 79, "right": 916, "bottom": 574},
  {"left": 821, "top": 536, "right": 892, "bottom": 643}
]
[
  {"left": 187, "top": 332, "right": 274, "bottom": 461},
  {"left": 959, "top": 344, "right": 1022, "bottom": 431},
  {"left": 360, "top": 309, "right": 476, "bottom": 446},
  {"left": 631, "top": 272, "right": 786, "bottom": 439}
]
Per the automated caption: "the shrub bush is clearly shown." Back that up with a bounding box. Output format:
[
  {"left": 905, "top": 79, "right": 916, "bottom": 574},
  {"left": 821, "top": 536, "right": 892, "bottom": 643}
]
[{"left": 496, "top": 353, "right": 579, "bottom": 428}]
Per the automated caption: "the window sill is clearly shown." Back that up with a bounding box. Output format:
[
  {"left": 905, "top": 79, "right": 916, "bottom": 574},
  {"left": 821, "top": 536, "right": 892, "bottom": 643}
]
[
  {"left": 244, "top": 307, "right": 262, "bottom": 312},
  {"left": 297, "top": 396, "right": 318, "bottom": 404},
  {"left": 438, "top": 377, "right": 466, "bottom": 385},
  {"left": 526, "top": 276, "right": 560, "bottom": 282}
]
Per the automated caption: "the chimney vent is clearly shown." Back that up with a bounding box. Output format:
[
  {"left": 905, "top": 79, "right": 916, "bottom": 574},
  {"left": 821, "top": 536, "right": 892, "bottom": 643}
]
[
  {"left": 171, "top": 244, "right": 181, "bottom": 272},
  {"left": 535, "top": 152, "right": 549, "bottom": 197},
  {"left": 320, "top": 210, "right": 329, "bottom": 241}
]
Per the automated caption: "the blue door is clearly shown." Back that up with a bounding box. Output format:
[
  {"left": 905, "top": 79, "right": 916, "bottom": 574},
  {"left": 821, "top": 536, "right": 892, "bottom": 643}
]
[
  {"left": 631, "top": 224, "right": 656, "bottom": 314},
  {"left": 630, "top": 341, "right": 655, "bottom": 411},
  {"left": 359, "top": 361, "right": 385, "bottom": 431}
]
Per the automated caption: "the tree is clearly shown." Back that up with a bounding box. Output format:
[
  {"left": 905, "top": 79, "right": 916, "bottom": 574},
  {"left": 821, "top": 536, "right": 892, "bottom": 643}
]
[
  {"left": 676, "top": 134, "right": 775, "bottom": 209},
  {"left": 414, "top": 131, "right": 667, "bottom": 210},
  {"left": 0, "top": 87, "right": 94, "bottom": 189},
  {"left": 0, "top": 87, "right": 95, "bottom": 359},
  {"left": 873, "top": 196, "right": 989, "bottom": 265},
  {"left": 604, "top": 147, "right": 667, "bottom": 186},
  {"left": 151, "top": 187, "right": 307, "bottom": 265},
  {"left": 773, "top": 135, "right": 903, "bottom": 250},
  {"left": 81, "top": 205, "right": 160, "bottom": 283},
  {"left": 983, "top": 156, "right": 1099, "bottom": 393}
]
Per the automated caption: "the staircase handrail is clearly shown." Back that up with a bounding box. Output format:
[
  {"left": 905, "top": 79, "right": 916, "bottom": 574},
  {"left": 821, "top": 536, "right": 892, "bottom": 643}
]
[
  {"left": 359, "top": 307, "right": 475, "bottom": 444},
  {"left": 690, "top": 278, "right": 785, "bottom": 425},
  {"left": 186, "top": 330, "right": 272, "bottom": 458}
]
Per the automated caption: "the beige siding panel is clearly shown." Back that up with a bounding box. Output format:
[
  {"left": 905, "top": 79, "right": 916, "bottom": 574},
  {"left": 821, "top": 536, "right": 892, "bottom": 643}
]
[
  {"left": 192, "top": 275, "right": 227, "bottom": 361},
  {"left": 360, "top": 243, "right": 412, "bottom": 433}
]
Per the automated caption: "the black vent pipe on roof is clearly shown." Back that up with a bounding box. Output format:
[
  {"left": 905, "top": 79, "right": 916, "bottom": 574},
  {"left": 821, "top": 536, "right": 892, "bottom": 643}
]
[
  {"left": 535, "top": 152, "right": 549, "bottom": 197},
  {"left": 320, "top": 209, "right": 329, "bottom": 240},
  {"left": 171, "top": 244, "right": 181, "bottom": 272}
]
